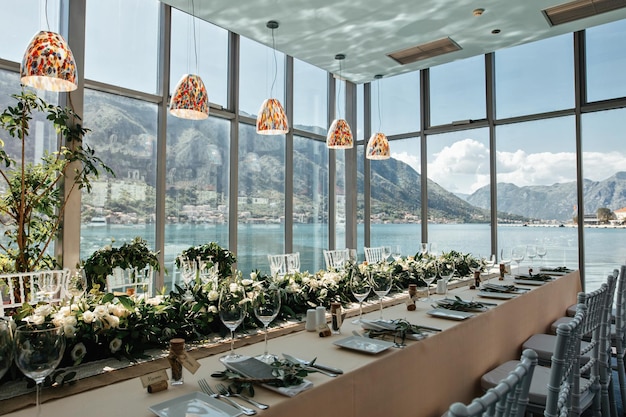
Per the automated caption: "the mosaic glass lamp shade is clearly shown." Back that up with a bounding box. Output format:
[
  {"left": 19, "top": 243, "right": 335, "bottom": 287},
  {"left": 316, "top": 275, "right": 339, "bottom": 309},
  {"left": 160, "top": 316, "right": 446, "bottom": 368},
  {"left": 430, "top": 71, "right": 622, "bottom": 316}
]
[
  {"left": 256, "top": 98, "right": 289, "bottom": 135},
  {"left": 169, "top": 74, "right": 209, "bottom": 120},
  {"left": 20, "top": 30, "right": 77, "bottom": 92},
  {"left": 326, "top": 118, "right": 354, "bottom": 149},
  {"left": 366, "top": 132, "right": 390, "bottom": 160}
]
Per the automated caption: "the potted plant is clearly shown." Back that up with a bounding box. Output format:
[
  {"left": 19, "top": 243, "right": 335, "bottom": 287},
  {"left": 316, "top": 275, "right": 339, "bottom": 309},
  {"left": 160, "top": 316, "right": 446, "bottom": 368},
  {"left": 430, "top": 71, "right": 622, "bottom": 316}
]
[
  {"left": 0, "top": 91, "right": 113, "bottom": 273},
  {"left": 82, "top": 236, "right": 161, "bottom": 290}
]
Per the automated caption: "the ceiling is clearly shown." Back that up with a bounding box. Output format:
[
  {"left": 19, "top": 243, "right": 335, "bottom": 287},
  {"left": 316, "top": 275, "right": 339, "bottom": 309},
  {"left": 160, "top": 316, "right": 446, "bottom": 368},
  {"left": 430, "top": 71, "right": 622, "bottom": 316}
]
[{"left": 160, "top": 0, "right": 626, "bottom": 84}]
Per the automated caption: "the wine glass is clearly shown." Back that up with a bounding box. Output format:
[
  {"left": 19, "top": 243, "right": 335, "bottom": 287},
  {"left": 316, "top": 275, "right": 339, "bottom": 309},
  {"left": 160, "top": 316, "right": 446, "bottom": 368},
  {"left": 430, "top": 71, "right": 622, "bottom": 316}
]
[
  {"left": 382, "top": 246, "right": 392, "bottom": 261},
  {"left": 179, "top": 257, "right": 196, "bottom": 301},
  {"left": 253, "top": 287, "right": 281, "bottom": 364},
  {"left": 420, "top": 242, "right": 430, "bottom": 256},
  {"left": 526, "top": 245, "right": 537, "bottom": 270},
  {"left": 536, "top": 245, "right": 547, "bottom": 267},
  {"left": 219, "top": 283, "right": 246, "bottom": 363},
  {"left": 0, "top": 318, "right": 13, "bottom": 381},
  {"left": 468, "top": 255, "right": 483, "bottom": 284},
  {"left": 65, "top": 269, "right": 87, "bottom": 298},
  {"left": 437, "top": 259, "right": 456, "bottom": 297},
  {"left": 421, "top": 265, "right": 437, "bottom": 301},
  {"left": 500, "top": 248, "right": 512, "bottom": 278},
  {"left": 368, "top": 267, "right": 393, "bottom": 320},
  {"left": 391, "top": 245, "right": 402, "bottom": 262},
  {"left": 14, "top": 324, "right": 66, "bottom": 417},
  {"left": 484, "top": 254, "right": 496, "bottom": 283},
  {"left": 350, "top": 270, "right": 371, "bottom": 324},
  {"left": 511, "top": 246, "right": 526, "bottom": 276},
  {"left": 35, "top": 272, "right": 61, "bottom": 302}
]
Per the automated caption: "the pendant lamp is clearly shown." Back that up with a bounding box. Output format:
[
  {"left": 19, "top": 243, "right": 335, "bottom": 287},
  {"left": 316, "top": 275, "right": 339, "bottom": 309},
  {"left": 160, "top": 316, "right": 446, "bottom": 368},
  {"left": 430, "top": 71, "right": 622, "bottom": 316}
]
[
  {"left": 366, "top": 75, "right": 390, "bottom": 160},
  {"left": 169, "top": 0, "right": 209, "bottom": 120},
  {"left": 20, "top": 30, "right": 77, "bottom": 92},
  {"left": 327, "top": 54, "right": 353, "bottom": 149},
  {"left": 256, "top": 21, "right": 289, "bottom": 135}
]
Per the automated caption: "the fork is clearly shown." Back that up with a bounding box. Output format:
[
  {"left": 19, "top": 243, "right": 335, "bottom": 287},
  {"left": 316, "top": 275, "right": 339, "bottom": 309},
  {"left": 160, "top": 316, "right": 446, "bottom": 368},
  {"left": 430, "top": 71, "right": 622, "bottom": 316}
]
[
  {"left": 198, "top": 378, "right": 256, "bottom": 415},
  {"left": 216, "top": 383, "right": 270, "bottom": 410}
]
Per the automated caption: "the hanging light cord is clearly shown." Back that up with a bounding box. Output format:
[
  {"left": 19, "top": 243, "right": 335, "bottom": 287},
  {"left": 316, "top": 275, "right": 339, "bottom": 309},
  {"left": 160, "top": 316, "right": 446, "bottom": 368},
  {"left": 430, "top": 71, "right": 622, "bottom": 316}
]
[
  {"left": 336, "top": 59, "right": 342, "bottom": 119},
  {"left": 44, "top": 0, "right": 50, "bottom": 30},
  {"left": 270, "top": 27, "right": 278, "bottom": 98},
  {"left": 191, "top": 0, "right": 199, "bottom": 74},
  {"left": 377, "top": 79, "right": 382, "bottom": 132}
]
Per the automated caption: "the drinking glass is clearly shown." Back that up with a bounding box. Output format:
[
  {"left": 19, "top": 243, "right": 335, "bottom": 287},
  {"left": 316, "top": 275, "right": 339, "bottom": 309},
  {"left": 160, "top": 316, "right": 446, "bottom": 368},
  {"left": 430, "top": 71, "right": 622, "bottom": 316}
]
[
  {"left": 420, "top": 242, "right": 430, "bottom": 255},
  {"left": 536, "top": 245, "right": 547, "bottom": 267},
  {"left": 36, "top": 273, "right": 61, "bottom": 302},
  {"left": 526, "top": 245, "right": 537, "bottom": 269},
  {"left": 484, "top": 254, "right": 496, "bottom": 283},
  {"left": 350, "top": 271, "right": 371, "bottom": 324},
  {"left": 14, "top": 325, "right": 66, "bottom": 417},
  {"left": 253, "top": 288, "right": 281, "bottom": 363},
  {"left": 391, "top": 245, "right": 402, "bottom": 262},
  {"left": 219, "top": 284, "right": 246, "bottom": 363},
  {"left": 421, "top": 266, "right": 437, "bottom": 301},
  {"left": 0, "top": 318, "right": 13, "bottom": 381},
  {"left": 382, "top": 246, "right": 392, "bottom": 261},
  {"left": 469, "top": 256, "right": 483, "bottom": 283},
  {"left": 65, "top": 269, "right": 87, "bottom": 298},
  {"left": 500, "top": 248, "right": 512, "bottom": 278},
  {"left": 368, "top": 269, "right": 393, "bottom": 320},
  {"left": 511, "top": 246, "right": 526, "bottom": 275},
  {"left": 179, "top": 257, "right": 197, "bottom": 301}
]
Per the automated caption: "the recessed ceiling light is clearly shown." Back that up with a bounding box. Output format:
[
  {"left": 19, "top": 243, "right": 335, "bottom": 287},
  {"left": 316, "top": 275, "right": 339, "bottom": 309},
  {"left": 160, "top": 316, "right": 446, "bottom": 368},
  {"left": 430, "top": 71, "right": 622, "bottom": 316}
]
[{"left": 473, "top": 8, "right": 485, "bottom": 16}]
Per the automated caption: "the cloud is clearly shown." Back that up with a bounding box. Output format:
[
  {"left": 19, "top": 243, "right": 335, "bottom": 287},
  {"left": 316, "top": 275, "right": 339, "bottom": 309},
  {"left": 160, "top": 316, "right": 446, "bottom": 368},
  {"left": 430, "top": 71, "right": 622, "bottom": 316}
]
[
  {"left": 419, "top": 139, "right": 626, "bottom": 194},
  {"left": 392, "top": 151, "right": 420, "bottom": 173}
]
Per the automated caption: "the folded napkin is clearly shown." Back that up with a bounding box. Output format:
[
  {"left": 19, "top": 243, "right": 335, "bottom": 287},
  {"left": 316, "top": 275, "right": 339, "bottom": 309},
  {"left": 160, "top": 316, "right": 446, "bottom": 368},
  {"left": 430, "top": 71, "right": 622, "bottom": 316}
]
[
  {"left": 434, "top": 297, "right": 488, "bottom": 312},
  {"left": 223, "top": 356, "right": 313, "bottom": 397}
]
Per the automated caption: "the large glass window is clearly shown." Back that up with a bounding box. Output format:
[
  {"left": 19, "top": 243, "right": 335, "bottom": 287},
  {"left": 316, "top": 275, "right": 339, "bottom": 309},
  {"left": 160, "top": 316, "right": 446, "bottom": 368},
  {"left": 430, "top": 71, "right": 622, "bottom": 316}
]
[
  {"left": 293, "top": 136, "right": 329, "bottom": 272},
  {"left": 81, "top": 89, "right": 159, "bottom": 264},
  {"left": 582, "top": 109, "right": 626, "bottom": 291},
  {"left": 170, "top": 9, "right": 229, "bottom": 108},
  {"left": 427, "top": 129, "right": 490, "bottom": 254},
  {"left": 85, "top": 0, "right": 159, "bottom": 93},
  {"left": 237, "top": 124, "right": 285, "bottom": 275},
  {"left": 372, "top": 72, "right": 420, "bottom": 136},
  {"left": 370, "top": 137, "right": 421, "bottom": 256},
  {"left": 495, "top": 34, "right": 574, "bottom": 118},
  {"left": 239, "top": 37, "right": 285, "bottom": 118},
  {"left": 495, "top": 117, "right": 578, "bottom": 273},
  {"left": 0, "top": 1, "right": 60, "bottom": 63},
  {"left": 293, "top": 59, "right": 327, "bottom": 135},
  {"left": 164, "top": 116, "right": 230, "bottom": 288},
  {"left": 430, "top": 55, "right": 485, "bottom": 126},
  {"left": 586, "top": 19, "right": 626, "bottom": 102}
]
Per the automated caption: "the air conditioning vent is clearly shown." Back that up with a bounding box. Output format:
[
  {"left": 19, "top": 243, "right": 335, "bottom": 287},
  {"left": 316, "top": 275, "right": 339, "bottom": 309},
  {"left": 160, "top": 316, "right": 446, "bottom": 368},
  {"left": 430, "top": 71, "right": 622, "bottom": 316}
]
[
  {"left": 543, "top": 0, "right": 626, "bottom": 26},
  {"left": 387, "top": 37, "right": 462, "bottom": 65}
]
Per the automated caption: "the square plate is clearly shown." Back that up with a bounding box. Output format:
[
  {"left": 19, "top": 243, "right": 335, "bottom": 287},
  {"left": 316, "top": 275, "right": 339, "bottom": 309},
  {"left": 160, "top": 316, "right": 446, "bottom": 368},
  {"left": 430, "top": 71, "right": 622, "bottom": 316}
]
[
  {"left": 149, "top": 392, "right": 242, "bottom": 417},
  {"left": 333, "top": 335, "right": 395, "bottom": 354},
  {"left": 514, "top": 279, "right": 547, "bottom": 286},
  {"left": 477, "top": 290, "right": 519, "bottom": 299},
  {"left": 426, "top": 308, "right": 474, "bottom": 320}
]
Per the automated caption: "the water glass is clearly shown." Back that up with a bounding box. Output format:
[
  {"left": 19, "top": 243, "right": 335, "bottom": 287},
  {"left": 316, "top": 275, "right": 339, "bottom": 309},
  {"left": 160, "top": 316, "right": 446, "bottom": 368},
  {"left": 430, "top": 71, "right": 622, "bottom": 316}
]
[
  {"left": 219, "top": 284, "right": 246, "bottom": 363},
  {"left": 65, "top": 269, "right": 87, "bottom": 298},
  {"left": 368, "top": 269, "right": 393, "bottom": 320},
  {"left": 350, "top": 271, "right": 371, "bottom": 324},
  {"left": 0, "top": 318, "right": 13, "bottom": 381},
  {"left": 253, "top": 287, "right": 281, "bottom": 363}
]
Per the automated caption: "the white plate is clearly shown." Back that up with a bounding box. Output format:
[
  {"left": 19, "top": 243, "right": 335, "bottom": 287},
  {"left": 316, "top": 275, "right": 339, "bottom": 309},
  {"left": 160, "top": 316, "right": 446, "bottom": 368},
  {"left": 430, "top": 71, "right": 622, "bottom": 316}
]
[
  {"left": 514, "top": 279, "right": 547, "bottom": 286},
  {"left": 333, "top": 335, "right": 395, "bottom": 354},
  {"left": 477, "top": 290, "right": 519, "bottom": 299},
  {"left": 426, "top": 308, "right": 474, "bottom": 320},
  {"left": 149, "top": 392, "right": 242, "bottom": 417}
]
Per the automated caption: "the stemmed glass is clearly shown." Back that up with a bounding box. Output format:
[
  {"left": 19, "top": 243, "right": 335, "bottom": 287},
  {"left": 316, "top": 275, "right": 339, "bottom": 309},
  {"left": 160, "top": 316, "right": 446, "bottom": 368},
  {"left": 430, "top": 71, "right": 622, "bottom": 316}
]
[
  {"left": 65, "top": 269, "right": 87, "bottom": 298},
  {"left": 421, "top": 266, "right": 437, "bottom": 301},
  {"left": 484, "top": 254, "right": 496, "bottom": 283},
  {"left": 350, "top": 270, "right": 371, "bottom": 324},
  {"left": 253, "top": 287, "right": 281, "bottom": 364},
  {"left": 420, "top": 242, "right": 430, "bottom": 255},
  {"left": 382, "top": 246, "right": 392, "bottom": 261},
  {"left": 526, "top": 245, "right": 537, "bottom": 270},
  {"left": 36, "top": 273, "right": 61, "bottom": 302},
  {"left": 391, "top": 245, "right": 402, "bottom": 262},
  {"left": 14, "top": 325, "right": 66, "bottom": 417},
  {"left": 179, "top": 257, "right": 197, "bottom": 301},
  {"left": 219, "top": 282, "right": 247, "bottom": 363},
  {"left": 536, "top": 245, "right": 547, "bottom": 267},
  {"left": 0, "top": 318, "right": 13, "bottom": 381},
  {"left": 368, "top": 266, "right": 393, "bottom": 320},
  {"left": 511, "top": 246, "right": 526, "bottom": 276}
]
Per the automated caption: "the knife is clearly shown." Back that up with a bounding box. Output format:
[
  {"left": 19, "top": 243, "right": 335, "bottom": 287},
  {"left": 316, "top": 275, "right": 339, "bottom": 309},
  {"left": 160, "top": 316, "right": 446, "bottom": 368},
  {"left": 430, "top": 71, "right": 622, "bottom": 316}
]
[{"left": 282, "top": 353, "right": 343, "bottom": 375}]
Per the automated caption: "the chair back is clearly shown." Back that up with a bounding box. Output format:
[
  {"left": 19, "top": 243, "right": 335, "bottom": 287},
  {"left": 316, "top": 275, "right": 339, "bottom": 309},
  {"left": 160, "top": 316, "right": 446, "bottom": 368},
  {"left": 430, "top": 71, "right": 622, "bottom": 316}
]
[
  {"left": 323, "top": 249, "right": 349, "bottom": 270},
  {"left": 364, "top": 246, "right": 385, "bottom": 263},
  {"left": 544, "top": 306, "right": 586, "bottom": 417},
  {"left": 0, "top": 269, "right": 69, "bottom": 314},
  {"left": 106, "top": 265, "right": 154, "bottom": 297},
  {"left": 267, "top": 253, "right": 300, "bottom": 276},
  {"left": 448, "top": 349, "right": 538, "bottom": 417}
]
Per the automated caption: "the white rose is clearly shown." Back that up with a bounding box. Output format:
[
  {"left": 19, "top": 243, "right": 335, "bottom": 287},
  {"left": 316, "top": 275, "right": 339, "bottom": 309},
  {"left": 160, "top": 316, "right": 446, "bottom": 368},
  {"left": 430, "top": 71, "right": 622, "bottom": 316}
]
[
  {"left": 52, "top": 313, "right": 64, "bottom": 327},
  {"left": 208, "top": 305, "right": 217, "bottom": 314},
  {"left": 241, "top": 279, "right": 253, "bottom": 286},
  {"left": 105, "top": 315, "right": 120, "bottom": 329},
  {"left": 31, "top": 315, "right": 45, "bottom": 326},
  {"left": 82, "top": 310, "right": 96, "bottom": 323},
  {"left": 229, "top": 283, "right": 239, "bottom": 292},
  {"left": 208, "top": 290, "right": 219, "bottom": 301},
  {"left": 64, "top": 324, "right": 77, "bottom": 337},
  {"left": 111, "top": 305, "right": 128, "bottom": 318},
  {"left": 250, "top": 272, "right": 257, "bottom": 280},
  {"left": 94, "top": 305, "right": 108, "bottom": 317},
  {"left": 64, "top": 315, "right": 77, "bottom": 327},
  {"left": 59, "top": 306, "right": 71, "bottom": 317},
  {"left": 35, "top": 304, "right": 53, "bottom": 317}
]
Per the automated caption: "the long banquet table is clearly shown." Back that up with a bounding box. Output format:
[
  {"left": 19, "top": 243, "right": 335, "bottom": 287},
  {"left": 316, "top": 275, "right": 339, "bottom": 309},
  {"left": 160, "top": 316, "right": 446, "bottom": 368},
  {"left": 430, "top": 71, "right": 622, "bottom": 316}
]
[{"left": 1, "top": 272, "right": 581, "bottom": 417}]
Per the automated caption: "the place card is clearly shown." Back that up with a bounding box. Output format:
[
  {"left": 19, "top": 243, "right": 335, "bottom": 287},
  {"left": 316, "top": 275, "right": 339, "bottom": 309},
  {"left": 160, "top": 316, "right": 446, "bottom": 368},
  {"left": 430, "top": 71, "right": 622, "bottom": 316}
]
[
  {"left": 180, "top": 353, "right": 201, "bottom": 374},
  {"left": 140, "top": 369, "right": 169, "bottom": 388}
]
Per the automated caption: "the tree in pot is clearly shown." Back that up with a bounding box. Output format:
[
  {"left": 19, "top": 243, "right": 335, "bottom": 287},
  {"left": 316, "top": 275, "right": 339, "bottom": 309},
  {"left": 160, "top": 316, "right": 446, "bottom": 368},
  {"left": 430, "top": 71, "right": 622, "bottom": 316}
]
[{"left": 0, "top": 91, "right": 113, "bottom": 273}]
